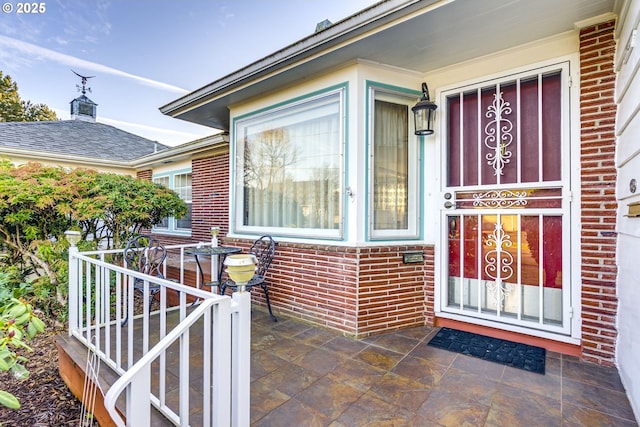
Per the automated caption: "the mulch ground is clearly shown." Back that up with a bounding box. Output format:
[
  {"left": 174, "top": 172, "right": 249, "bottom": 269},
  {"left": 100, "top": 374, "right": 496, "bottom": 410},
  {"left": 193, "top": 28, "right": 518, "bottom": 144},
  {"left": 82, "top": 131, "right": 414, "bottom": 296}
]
[{"left": 0, "top": 319, "right": 83, "bottom": 427}]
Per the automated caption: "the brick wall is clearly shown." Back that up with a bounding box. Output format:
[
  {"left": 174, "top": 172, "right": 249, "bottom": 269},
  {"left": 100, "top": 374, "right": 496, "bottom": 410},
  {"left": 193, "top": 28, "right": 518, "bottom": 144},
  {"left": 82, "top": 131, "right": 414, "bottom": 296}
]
[
  {"left": 192, "top": 154, "right": 231, "bottom": 242},
  {"left": 136, "top": 169, "right": 151, "bottom": 180},
  {"left": 579, "top": 20, "right": 618, "bottom": 365},
  {"left": 423, "top": 247, "right": 436, "bottom": 326},
  {"left": 268, "top": 242, "right": 360, "bottom": 333},
  {"left": 226, "top": 237, "right": 435, "bottom": 337},
  {"left": 357, "top": 246, "right": 433, "bottom": 335}
]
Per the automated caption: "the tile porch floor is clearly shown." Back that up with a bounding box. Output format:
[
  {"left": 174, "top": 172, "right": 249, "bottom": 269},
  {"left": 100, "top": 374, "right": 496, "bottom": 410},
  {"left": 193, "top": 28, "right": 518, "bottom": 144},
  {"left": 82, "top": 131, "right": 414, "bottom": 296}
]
[{"left": 248, "top": 309, "right": 638, "bottom": 426}]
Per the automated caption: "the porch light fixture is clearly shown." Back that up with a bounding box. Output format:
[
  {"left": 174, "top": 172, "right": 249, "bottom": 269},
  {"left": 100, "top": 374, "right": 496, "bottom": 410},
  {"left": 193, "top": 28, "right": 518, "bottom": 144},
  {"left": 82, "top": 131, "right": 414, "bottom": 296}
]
[
  {"left": 412, "top": 82, "right": 437, "bottom": 135},
  {"left": 224, "top": 254, "right": 257, "bottom": 292},
  {"left": 64, "top": 230, "right": 82, "bottom": 246}
]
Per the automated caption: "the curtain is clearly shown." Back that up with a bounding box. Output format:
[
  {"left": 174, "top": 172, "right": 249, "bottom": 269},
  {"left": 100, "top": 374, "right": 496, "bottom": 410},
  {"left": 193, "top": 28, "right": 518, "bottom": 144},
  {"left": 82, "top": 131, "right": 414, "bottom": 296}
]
[
  {"left": 243, "top": 114, "right": 340, "bottom": 230},
  {"left": 373, "top": 100, "right": 408, "bottom": 230}
]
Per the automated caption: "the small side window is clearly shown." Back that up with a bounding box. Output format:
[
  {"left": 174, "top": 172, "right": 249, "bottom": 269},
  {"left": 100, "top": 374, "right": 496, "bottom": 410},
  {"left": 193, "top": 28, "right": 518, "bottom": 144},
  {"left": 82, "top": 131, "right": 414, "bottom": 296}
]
[
  {"left": 153, "top": 171, "right": 191, "bottom": 234},
  {"left": 368, "top": 86, "right": 420, "bottom": 240}
]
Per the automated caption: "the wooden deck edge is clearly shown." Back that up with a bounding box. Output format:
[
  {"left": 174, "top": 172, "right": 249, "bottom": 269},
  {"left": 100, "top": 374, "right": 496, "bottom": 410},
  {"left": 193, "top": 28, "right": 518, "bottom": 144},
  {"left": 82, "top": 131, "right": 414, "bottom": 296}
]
[{"left": 55, "top": 334, "right": 121, "bottom": 427}]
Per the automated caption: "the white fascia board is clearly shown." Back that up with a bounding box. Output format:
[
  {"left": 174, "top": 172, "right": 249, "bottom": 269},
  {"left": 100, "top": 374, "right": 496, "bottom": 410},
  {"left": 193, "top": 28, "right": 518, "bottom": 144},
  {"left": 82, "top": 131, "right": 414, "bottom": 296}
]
[{"left": 0, "top": 147, "right": 131, "bottom": 169}]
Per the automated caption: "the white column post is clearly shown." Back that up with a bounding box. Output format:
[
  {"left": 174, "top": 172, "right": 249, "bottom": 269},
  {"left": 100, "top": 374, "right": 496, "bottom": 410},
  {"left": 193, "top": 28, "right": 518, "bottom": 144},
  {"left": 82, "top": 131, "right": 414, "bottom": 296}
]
[
  {"left": 212, "top": 298, "right": 232, "bottom": 427},
  {"left": 65, "top": 230, "right": 81, "bottom": 336},
  {"left": 125, "top": 364, "right": 151, "bottom": 427},
  {"left": 68, "top": 245, "right": 79, "bottom": 336},
  {"left": 231, "top": 290, "right": 251, "bottom": 427}
]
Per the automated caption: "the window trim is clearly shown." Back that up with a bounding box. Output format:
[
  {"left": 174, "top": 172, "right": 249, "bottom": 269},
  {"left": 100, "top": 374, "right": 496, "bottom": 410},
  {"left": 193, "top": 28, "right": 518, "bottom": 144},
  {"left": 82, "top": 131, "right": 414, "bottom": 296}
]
[
  {"left": 231, "top": 84, "right": 347, "bottom": 240},
  {"left": 152, "top": 168, "right": 192, "bottom": 236},
  {"left": 366, "top": 81, "right": 423, "bottom": 241}
]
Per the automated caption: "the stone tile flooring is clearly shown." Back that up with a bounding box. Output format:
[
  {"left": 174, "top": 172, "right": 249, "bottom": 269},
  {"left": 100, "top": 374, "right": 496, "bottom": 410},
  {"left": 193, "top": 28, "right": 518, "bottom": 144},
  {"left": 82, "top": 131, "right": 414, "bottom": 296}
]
[{"left": 249, "top": 310, "right": 638, "bottom": 426}]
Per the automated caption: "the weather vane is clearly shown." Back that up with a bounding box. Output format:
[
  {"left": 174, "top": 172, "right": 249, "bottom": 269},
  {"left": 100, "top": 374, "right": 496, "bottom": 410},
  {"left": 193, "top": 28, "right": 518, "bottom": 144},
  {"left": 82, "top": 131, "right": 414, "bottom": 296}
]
[{"left": 72, "top": 70, "right": 95, "bottom": 95}]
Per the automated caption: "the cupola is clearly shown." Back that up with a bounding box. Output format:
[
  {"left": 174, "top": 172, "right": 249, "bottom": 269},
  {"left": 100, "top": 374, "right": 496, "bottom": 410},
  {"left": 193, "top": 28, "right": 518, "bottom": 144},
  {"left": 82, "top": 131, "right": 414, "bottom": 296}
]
[{"left": 70, "top": 70, "right": 97, "bottom": 122}]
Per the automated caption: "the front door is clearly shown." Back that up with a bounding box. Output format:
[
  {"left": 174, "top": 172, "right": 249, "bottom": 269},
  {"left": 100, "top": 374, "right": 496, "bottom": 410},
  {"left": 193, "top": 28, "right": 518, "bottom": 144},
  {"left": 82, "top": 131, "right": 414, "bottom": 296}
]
[{"left": 440, "top": 62, "right": 572, "bottom": 336}]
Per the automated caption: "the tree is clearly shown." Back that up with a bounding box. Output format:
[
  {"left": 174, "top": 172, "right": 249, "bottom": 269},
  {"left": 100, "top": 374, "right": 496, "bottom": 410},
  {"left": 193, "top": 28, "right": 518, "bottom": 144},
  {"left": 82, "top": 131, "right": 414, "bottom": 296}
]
[
  {"left": 0, "top": 161, "right": 186, "bottom": 307},
  {"left": 75, "top": 172, "right": 188, "bottom": 250},
  {"left": 243, "top": 128, "right": 298, "bottom": 191},
  {"left": 0, "top": 71, "right": 58, "bottom": 122},
  {"left": 0, "top": 72, "right": 21, "bottom": 121},
  {"left": 0, "top": 161, "right": 85, "bottom": 296}
]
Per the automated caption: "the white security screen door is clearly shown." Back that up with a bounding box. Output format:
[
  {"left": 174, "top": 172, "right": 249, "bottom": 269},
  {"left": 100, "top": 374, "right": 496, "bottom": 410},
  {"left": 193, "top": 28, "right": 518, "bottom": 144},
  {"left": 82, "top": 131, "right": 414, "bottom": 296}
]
[{"left": 440, "top": 63, "right": 572, "bottom": 336}]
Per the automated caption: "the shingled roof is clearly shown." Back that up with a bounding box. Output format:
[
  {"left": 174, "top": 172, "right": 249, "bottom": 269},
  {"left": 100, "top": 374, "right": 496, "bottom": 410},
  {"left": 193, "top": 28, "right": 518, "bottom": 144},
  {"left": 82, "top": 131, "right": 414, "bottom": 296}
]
[{"left": 0, "top": 120, "right": 168, "bottom": 162}]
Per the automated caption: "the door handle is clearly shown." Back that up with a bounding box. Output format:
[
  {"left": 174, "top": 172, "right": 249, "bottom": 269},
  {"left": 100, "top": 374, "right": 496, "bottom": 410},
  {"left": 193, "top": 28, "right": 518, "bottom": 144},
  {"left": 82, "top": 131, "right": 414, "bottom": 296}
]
[{"left": 444, "top": 192, "right": 455, "bottom": 209}]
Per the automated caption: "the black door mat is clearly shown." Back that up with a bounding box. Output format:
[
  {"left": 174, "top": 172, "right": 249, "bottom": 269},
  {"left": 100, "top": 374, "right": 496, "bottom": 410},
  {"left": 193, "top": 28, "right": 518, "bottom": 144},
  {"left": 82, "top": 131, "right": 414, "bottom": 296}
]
[{"left": 427, "top": 327, "right": 546, "bottom": 374}]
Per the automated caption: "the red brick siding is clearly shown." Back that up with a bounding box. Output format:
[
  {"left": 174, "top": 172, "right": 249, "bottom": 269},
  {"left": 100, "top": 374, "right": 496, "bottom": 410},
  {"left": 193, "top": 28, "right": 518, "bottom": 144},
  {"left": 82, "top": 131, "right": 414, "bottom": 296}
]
[
  {"left": 192, "top": 155, "right": 230, "bottom": 242},
  {"left": 357, "top": 246, "right": 431, "bottom": 335},
  {"left": 225, "top": 239, "right": 360, "bottom": 333},
  {"left": 136, "top": 169, "right": 152, "bottom": 180},
  {"left": 579, "top": 20, "right": 618, "bottom": 365},
  {"left": 423, "top": 246, "right": 436, "bottom": 326},
  {"left": 226, "top": 237, "right": 434, "bottom": 337}
]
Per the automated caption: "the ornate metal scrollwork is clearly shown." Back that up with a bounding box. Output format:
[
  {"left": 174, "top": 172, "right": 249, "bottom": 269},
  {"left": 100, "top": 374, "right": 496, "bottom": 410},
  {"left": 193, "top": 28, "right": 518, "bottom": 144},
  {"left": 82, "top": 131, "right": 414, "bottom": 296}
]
[
  {"left": 472, "top": 190, "right": 528, "bottom": 208},
  {"left": 484, "top": 92, "right": 514, "bottom": 176},
  {"left": 484, "top": 222, "right": 514, "bottom": 306}
]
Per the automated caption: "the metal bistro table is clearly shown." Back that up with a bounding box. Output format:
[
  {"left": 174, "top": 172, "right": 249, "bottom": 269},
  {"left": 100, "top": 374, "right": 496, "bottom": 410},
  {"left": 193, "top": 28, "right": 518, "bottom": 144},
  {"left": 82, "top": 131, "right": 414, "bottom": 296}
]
[{"left": 185, "top": 246, "right": 242, "bottom": 294}]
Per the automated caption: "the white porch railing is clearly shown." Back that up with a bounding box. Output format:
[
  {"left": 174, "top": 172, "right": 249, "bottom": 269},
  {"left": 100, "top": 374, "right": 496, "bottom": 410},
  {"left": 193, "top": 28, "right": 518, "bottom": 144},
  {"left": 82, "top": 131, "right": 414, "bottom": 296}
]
[{"left": 67, "top": 242, "right": 251, "bottom": 427}]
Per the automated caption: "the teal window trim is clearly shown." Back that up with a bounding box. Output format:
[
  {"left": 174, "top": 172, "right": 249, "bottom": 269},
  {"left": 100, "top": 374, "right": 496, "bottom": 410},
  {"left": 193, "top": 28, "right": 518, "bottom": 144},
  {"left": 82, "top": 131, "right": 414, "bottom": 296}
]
[
  {"left": 152, "top": 167, "right": 192, "bottom": 236},
  {"left": 230, "top": 83, "right": 349, "bottom": 241},
  {"left": 365, "top": 80, "right": 423, "bottom": 242}
]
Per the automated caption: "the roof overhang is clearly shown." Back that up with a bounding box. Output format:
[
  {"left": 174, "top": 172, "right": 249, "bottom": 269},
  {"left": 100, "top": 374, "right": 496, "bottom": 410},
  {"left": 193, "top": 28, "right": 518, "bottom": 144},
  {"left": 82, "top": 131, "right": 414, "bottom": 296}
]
[
  {"left": 160, "top": 0, "right": 616, "bottom": 131},
  {"left": 131, "top": 133, "right": 229, "bottom": 169},
  {"left": 0, "top": 147, "right": 133, "bottom": 170}
]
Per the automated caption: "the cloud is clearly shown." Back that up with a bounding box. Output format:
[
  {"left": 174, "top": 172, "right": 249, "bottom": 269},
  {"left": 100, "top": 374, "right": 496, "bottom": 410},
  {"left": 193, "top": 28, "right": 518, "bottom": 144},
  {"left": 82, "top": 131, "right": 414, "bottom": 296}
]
[
  {"left": 52, "top": 36, "right": 69, "bottom": 46},
  {"left": 0, "top": 35, "right": 188, "bottom": 94},
  {"left": 56, "top": 0, "right": 112, "bottom": 42}
]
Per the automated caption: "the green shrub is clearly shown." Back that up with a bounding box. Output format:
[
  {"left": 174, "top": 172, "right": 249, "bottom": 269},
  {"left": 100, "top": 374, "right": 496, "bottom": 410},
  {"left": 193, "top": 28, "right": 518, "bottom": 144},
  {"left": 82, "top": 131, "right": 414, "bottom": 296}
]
[{"left": 0, "top": 298, "right": 45, "bottom": 409}]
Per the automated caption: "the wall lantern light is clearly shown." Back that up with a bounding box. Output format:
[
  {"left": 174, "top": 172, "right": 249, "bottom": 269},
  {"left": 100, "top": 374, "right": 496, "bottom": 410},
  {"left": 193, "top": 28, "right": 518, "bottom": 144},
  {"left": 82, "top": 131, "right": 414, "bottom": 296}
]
[{"left": 412, "top": 82, "right": 437, "bottom": 136}]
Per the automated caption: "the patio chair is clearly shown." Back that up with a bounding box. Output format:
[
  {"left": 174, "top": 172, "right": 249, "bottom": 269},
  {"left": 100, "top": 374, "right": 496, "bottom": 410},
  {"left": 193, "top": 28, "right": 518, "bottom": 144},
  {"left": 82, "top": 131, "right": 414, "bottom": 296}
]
[
  {"left": 219, "top": 235, "right": 278, "bottom": 322},
  {"left": 122, "top": 235, "right": 168, "bottom": 324}
]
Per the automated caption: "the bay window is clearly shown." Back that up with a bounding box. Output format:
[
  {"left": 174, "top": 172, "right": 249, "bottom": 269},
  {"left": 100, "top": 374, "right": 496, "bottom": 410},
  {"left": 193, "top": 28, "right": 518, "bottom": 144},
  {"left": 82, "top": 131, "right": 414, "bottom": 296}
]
[{"left": 234, "top": 87, "right": 345, "bottom": 238}]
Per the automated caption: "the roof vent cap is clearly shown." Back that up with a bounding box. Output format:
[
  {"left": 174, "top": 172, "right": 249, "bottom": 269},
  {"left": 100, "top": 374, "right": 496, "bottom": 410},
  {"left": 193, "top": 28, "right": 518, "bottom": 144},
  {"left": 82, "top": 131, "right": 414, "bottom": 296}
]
[{"left": 315, "top": 19, "right": 332, "bottom": 33}]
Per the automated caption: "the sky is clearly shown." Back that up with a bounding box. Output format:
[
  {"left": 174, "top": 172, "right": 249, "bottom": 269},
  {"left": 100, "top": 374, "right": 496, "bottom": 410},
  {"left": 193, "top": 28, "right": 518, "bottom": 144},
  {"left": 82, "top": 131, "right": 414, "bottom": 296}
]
[{"left": 0, "top": 0, "right": 377, "bottom": 146}]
